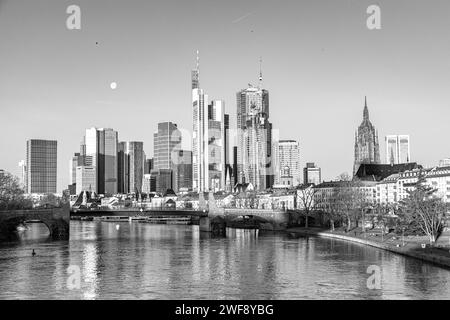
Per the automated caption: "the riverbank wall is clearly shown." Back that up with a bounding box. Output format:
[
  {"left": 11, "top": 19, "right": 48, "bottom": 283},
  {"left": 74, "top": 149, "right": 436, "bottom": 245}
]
[{"left": 287, "top": 227, "right": 450, "bottom": 269}]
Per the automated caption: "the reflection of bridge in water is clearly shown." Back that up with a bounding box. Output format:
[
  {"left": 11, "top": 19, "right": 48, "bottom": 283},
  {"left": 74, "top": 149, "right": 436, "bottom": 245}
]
[{"left": 0, "top": 205, "right": 70, "bottom": 241}]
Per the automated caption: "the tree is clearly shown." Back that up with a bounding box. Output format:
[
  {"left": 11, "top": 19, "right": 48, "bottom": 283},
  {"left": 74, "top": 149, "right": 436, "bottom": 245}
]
[
  {"left": 0, "top": 172, "right": 32, "bottom": 210},
  {"left": 296, "top": 184, "right": 317, "bottom": 228},
  {"left": 39, "top": 193, "right": 66, "bottom": 208},
  {"left": 399, "top": 172, "right": 447, "bottom": 244},
  {"left": 324, "top": 187, "right": 341, "bottom": 231}
]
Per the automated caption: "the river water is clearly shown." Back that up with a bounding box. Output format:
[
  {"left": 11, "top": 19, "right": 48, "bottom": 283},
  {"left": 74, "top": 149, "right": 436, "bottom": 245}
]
[{"left": 0, "top": 221, "right": 449, "bottom": 300}]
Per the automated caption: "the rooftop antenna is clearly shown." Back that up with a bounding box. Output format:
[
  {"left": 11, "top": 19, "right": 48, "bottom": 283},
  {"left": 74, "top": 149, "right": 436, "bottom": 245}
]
[
  {"left": 196, "top": 50, "right": 200, "bottom": 76},
  {"left": 258, "top": 56, "right": 263, "bottom": 87}
]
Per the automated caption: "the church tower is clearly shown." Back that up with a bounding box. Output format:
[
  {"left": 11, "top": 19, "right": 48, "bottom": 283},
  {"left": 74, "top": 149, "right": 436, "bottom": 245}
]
[{"left": 353, "top": 97, "right": 380, "bottom": 175}]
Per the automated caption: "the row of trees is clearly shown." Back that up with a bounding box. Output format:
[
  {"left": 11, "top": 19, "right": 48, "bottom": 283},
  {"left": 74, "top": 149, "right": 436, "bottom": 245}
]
[
  {"left": 0, "top": 172, "right": 33, "bottom": 210},
  {"left": 300, "top": 171, "right": 448, "bottom": 245},
  {"left": 0, "top": 171, "right": 67, "bottom": 210}
]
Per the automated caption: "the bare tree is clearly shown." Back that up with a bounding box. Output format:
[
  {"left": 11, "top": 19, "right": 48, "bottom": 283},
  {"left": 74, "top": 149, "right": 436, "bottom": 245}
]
[
  {"left": 296, "top": 184, "right": 317, "bottom": 228},
  {"left": 0, "top": 172, "right": 32, "bottom": 210},
  {"left": 399, "top": 172, "right": 448, "bottom": 244}
]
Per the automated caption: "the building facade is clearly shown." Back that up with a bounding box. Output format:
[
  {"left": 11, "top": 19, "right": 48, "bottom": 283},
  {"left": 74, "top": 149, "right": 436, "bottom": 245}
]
[
  {"left": 191, "top": 53, "right": 226, "bottom": 192},
  {"left": 353, "top": 97, "right": 380, "bottom": 175},
  {"left": 83, "top": 127, "right": 118, "bottom": 194},
  {"left": 153, "top": 122, "right": 181, "bottom": 171},
  {"left": 174, "top": 150, "right": 192, "bottom": 192},
  {"left": 18, "top": 160, "right": 27, "bottom": 190},
  {"left": 127, "top": 141, "right": 145, "bottom": 194},
  {"left": 386, "top": 135, "right": 410, "bottom": 165},
  {"left": 76, "top": 166, "right": 96, "bottom": 195},
  {"left": 236, "top": 82, "right": 273, "bottom": 191},
  {"left": 274, "top": 140, "right": 301, "bottom": 187},
  {"left": 26, "top": 139, "right": 57, "bottom": 194},
  {"left": 117, "top": 141, "right": 129, "bottom": 194},
  {"left": 304, "top": 162, "right": 321, "bottom": 185}
]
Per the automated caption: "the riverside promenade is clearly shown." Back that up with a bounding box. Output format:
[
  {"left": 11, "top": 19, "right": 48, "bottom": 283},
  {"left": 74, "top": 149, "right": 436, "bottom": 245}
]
[{"left": 287, "top": 227, "right": 450, "bottom": 269}]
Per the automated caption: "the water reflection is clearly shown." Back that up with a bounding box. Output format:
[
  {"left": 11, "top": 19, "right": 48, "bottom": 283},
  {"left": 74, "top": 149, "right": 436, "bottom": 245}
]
[{"left": 0, "top": 221, "right": 449, "bottom": 300}]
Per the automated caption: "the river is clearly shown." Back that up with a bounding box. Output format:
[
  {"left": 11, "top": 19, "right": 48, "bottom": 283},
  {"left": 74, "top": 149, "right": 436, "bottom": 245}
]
[{"left": 0, "top": 221, "right": 449, "bottom": 300}]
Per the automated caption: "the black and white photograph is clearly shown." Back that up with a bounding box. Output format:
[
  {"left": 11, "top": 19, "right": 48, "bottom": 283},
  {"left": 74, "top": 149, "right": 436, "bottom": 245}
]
[{"left": 0, "top": 0, "right": 449, "bottom": 311}]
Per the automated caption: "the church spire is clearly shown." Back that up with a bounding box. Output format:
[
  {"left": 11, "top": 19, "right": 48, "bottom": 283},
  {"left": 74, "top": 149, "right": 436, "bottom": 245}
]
[{"left": 363, "top": 96, "right": 369, "bottom": 121}]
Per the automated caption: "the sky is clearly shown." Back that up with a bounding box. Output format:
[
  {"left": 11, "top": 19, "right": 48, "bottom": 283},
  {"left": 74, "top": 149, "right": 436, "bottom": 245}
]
[{"left": 1, "top": 0, "right": 450, "bottom": 193}]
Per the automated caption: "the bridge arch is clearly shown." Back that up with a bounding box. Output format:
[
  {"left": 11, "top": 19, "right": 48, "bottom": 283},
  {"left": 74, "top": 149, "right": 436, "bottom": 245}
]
[{"left": 0, "top": 206, "right": 70, "bottom": 241}]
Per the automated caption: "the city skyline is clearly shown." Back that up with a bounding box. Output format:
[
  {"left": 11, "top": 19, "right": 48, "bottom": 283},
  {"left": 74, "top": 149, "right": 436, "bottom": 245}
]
[{"left": 2, "top": 0, "right": 450, "bottom": 192}]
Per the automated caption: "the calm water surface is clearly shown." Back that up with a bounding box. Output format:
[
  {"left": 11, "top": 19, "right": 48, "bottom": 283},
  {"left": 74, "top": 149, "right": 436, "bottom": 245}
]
[{"left": 0, "top": 221, "right": 449, "bottom": 300}]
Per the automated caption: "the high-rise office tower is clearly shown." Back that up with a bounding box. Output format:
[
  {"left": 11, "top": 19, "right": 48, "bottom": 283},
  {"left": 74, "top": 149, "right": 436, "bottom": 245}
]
[
  {"left": 208, "top": 100, "right": 226, "bottom": 192},
  {"left": 192, "top": 51, "right": 208, "bottom": 192},
  {"left": 117, "top": 141, "right": 129, "bottom": 194},
  {"left": 150, "top": 169, "right": 173, "bottom": 194},
  {"left": 69, "top": 153, "right": 85, "bottom": 185},
  {"left": 232, "top": 146, "right": 238, "bottom": 187},
  {"left": 26, "top": 139, "right": 57, "bottom": 194},
  {"left": 76, "top": 166, "right": 96, "bottom": 194},
  {"left": 144, "top": 158, "right": 154, "bottom": 174},
  {"left": 153, "top": 122, "right": 181, "bottom": 170},
  {"left": 274, "top": 140, "right": 301, "bottom": 187},
  {"left": 303, "top": 162, "right": 321, "bottom": 185},
  {"left": 386, "top": 135, "right": 410, "bottom": 165},
  {"left": 174, "top": 150, "right": 192, "bottom": 192},
  {"left": 236, "top": 64, "right": 273, "bottom": 190},
  {"left": 84, "top": 127, "right": 118, "bottom": 194},
  {"left": 127, "top": 141, "right": 145, "bottom": 194},
  {"left": 353, "top": 97, "right": 380, "bottom": 175},
  {"left": 191, "top": 52, "right": 226, "bottom": 192},
  {"left": 18, "top": 160, "right": 27, "bottom": 190}
]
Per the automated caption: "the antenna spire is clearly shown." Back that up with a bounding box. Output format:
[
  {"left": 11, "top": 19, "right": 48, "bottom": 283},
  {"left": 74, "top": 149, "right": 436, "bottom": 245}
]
[
  {"left": 259, "top": 56, "right": 263, "bottom": 86},
  {"left": 196, "top": 50, "right": 200, "bottom": 77}
]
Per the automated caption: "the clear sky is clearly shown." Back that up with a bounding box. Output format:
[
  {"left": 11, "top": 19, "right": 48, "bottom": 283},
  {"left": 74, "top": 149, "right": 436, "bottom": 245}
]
[{"left": 1, "top": 0, "right": 450, "bottom": 192}]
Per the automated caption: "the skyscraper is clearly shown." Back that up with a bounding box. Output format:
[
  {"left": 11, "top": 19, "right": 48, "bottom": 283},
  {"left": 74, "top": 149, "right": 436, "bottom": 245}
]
[
  {"left": 191, "top": 52, "right": 226, "bottom": 192},
  {"left": 386, "top": 135, "right": 410, "bottom": 165},
  {"left": 117, "top": 141, "right": 129, "bottom": 194},
  {"left": 208, "top": 100, "right": 226, "bottom": 192},
  {"left": 274, "top": 140, "right": 301, "bottom": 187},
  {"left": 76, "top": 166, "right": 96, "bottom": 194},
  {"left": 304, "top": 162, "right": 321, "bottom": 185},
  {"left": 144, "top": 158, "right": 154, "bottom": 174},
  {"left": 18, "top": 160, "right": 26, "bottom": 190},
  {"left": 174, "top": 150, "right": 192, "bottom": 192},
  {"left": 192, "top": 51, "right": 209, "bottom": 192},
  {"left": 236, "top": 71, "right": 273, "bottom": 190},
  {"left": 84, "top": 127, "right": 118, "bottom": 194},
  {"left": 26, "top": 139, "right": 57, "bottom": 194},
  {"left": 353, "top": 97, "right": 380, "bottom": 175},
  {"left": 153, "top": 121, "right": 181, "bottom": 170},
  {"left": 127, "top": 141, "right": 144, "bottom": 194}
]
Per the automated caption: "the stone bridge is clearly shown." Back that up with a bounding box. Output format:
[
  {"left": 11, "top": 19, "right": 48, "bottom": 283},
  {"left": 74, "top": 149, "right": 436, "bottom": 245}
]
[
  {"left": 0, "top": 205, "right": 70, "bottom": 241},
  {"left": 199, "top": 193, "right": 291, "bottom": 234}
]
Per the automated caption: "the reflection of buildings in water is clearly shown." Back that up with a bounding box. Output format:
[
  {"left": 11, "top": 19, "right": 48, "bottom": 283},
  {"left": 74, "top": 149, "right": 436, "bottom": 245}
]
[
  {"left": 52, "top": 250, "right": 65, "bottom": 292},
  {"left": 82, "top": 242, "right": 99, "bottom": 299}
]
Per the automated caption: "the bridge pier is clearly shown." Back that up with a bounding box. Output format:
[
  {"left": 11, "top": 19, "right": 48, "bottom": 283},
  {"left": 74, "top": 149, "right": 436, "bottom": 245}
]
[{"left": 199, "top": 216, "right": 226, "bottom": 236}]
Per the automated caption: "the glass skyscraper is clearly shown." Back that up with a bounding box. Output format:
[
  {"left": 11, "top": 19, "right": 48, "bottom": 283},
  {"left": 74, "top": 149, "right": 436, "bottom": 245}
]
[
  {"left": 236, "top": 83, "right": 273, "bottom": 190},
  {"left": 84, "top": 127, "right": 118, "bottom": 195},
  {"left": 386, "top": 134, "right": 410, "bottom": 165},
  {"left": 26, "top": 139, "right": 57, "bottom": 194}
]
